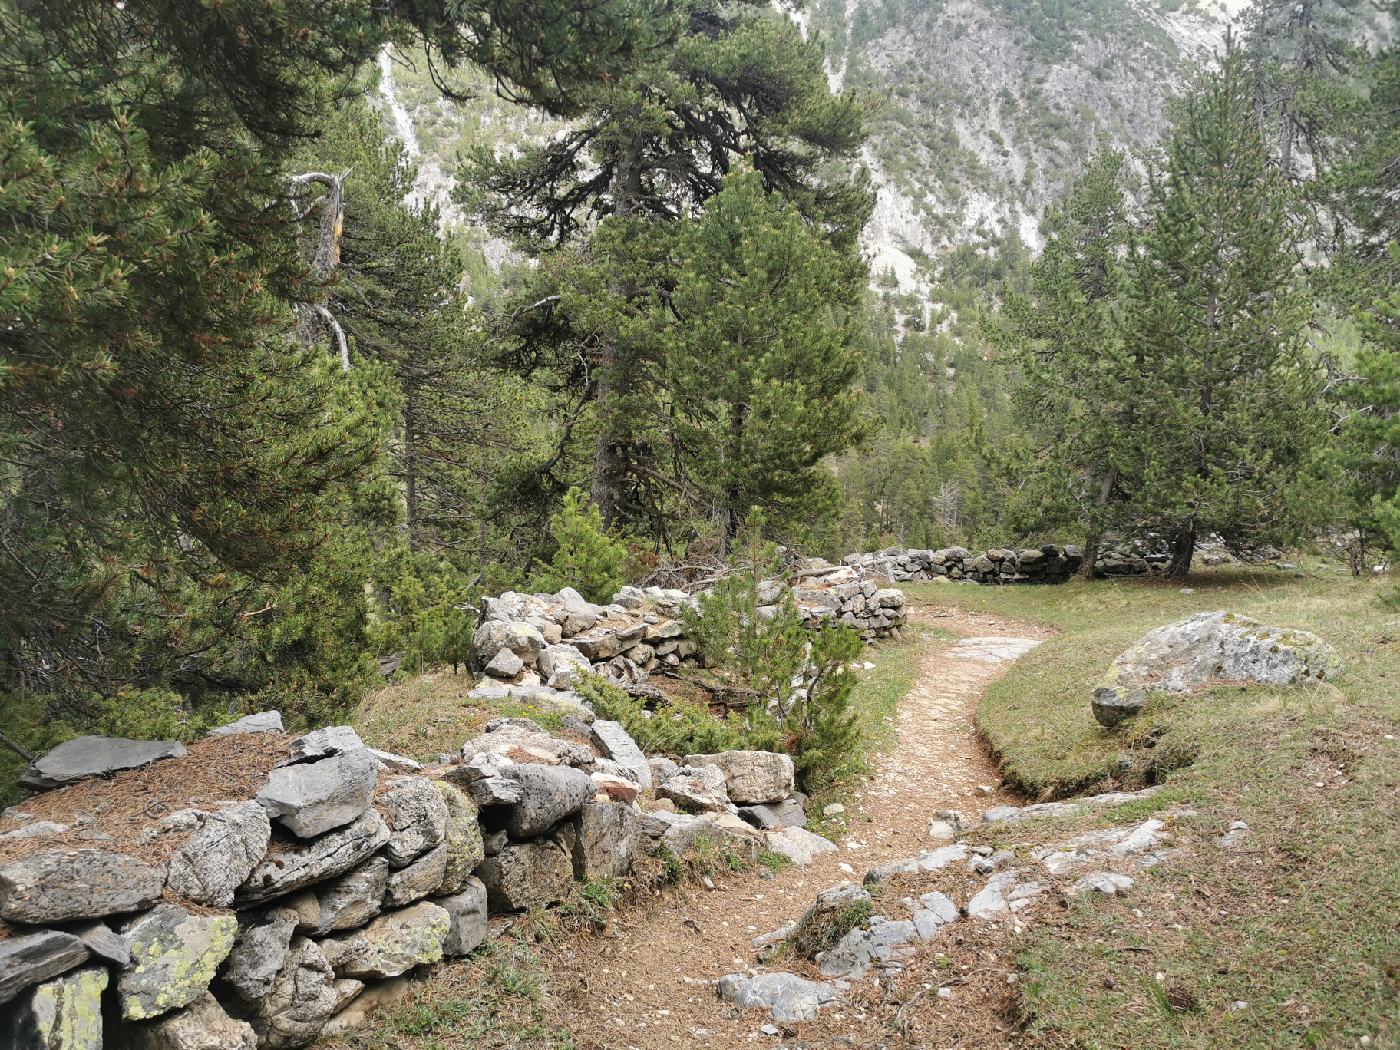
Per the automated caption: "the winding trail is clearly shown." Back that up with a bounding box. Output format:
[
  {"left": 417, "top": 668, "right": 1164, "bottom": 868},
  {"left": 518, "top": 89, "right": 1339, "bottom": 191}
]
[{"left": 545, "top": 603, "right": 1051, "bottom": 1049}]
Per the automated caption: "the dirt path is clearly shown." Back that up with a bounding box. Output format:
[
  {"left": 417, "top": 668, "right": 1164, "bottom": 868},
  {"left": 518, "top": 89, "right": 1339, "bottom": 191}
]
[{"left": 545, "top": 603, "right": 1051, "bottom": 1049}]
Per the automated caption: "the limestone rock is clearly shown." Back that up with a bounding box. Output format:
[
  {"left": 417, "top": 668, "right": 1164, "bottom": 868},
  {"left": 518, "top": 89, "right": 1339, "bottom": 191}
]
[
  {"left": 437, "top": 878, "right": 489, "bottom": 958},
  {"left": 1, "top": 965, "right": 107, "bottom": 1049},
  {"left": 231, "top": 936, "right": 343, "bottom": 1050},
  {"left": 967, "top": 870, "right": 1046, "bottom": 920},
  {"left": 0, "top": 849, "right": 165, "bottom": 923},
  {"left": 472, "top": 620, "right": 545, "bottom": 670},
  {"left": 476, "top": 839, "right": 575, "bottom": 912},
  {"left": 0, "top": 930, "right": 91, "bottom": 1006},
  {"left": 764, "top": 827, "right": 837, "bottom": 866},
  {"left": 1069, "top": 871, "right": 1135, "bottom": 897},
  {"left": 911, "top": 891, "right": 959, "bottom": 939},
  {"left": 432, "top": 782, "right": 484, "bottom": 896},
  {"left": 818, "top": 917, "right": 919, "bottom": 979},
  {"left": 588, "top": 720, "right": 651, "bottom": 788},
  {"left": 238, "top": 809, "right": 389, "bottom": 905},
  {"left": 156, "top": 801, "right": 271, "bottom": 907},
  {"left": 276, "top": 726, "right": 364, "bottom": 766},
  {"left": 656, "top": 765, "right": 729, "bottom": 813},
  {"left": 864, "top": 844, "right": 968, "bottom": 885},
  {"left": 221, "top": 908, "right": 299, "bottom": 1002},
  {"left": 318, "top": 902, "right": 450, "bottom": 980},
  {"left": 497, "top": 764, "right": 595, "bottom": 838},
  {"left": 737, "top": 796, "right": 807, "bottom": 830},
  {"left": 71, "top": 922, "right": 129, "bottom": 966},
  {"left": 461, "top": 717, "right": 594, "bottom": 768},
  {"left": 715, "top": 971, "right": 837, "bottom": 1022},
  {"left": 538, "top": 644, "right": 592, "bottom": 688},
  {"left": 206, "top": 712, "right": 283, "bottom": 737},
  {"left": 122, "top": 992, "right": 257, "bottom": 1050},
  {"left": 484, "top": 648, "right": 525, "bottom": 678},
  {"left": 1092, "top": 611, "right": 1342, "bottom": 726},
  {"left": 282, "top": 858, "right": 387, "bottom": 935},
  {"left": 683, "top": 751, "right": 794, "bottom": 804},
  {"left": 119, "top": 904, "right": 238, "bottom": 1020},
  {"left": 19, "top": 736, "right": 186, "bottom": 790},
  {"left": 591, "top": 771, "right": 642, "bottom": 803},
  {"left": 559, "top": 801, "right": 638, "bottom": 880},
  {"left": 981, "top": 787, "right": 1161, "bottom": 824},
  {"left": 384, "top": 844, "right": 450, "bottom": 907},
  {"left": 378, "top": 776, "right": 449, "bottom": 867},
  {"left": 256, "top": 748, "right": 378, "bottom": 838}
]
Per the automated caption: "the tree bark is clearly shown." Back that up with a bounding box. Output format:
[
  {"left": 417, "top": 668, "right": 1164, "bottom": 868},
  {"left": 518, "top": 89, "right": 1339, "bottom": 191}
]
[
  {"left": 589, "top": 134, "right": 645, "bottom": 526},
  {"left": 1166, "top": 524, "right": 1196, "bottom": 580},
  {"left": 1078, "top": 466, "right": 1118, "bottom": 579},
  {"left": 404, "top": 390, "right": 418, "bottom": 550}
]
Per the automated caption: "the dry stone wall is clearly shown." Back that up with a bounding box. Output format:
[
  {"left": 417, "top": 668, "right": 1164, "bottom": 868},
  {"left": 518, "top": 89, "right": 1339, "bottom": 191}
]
[
  {"left": 0, "top": 669, "right": 860, "bottom": 1046},
  {"left": 845, "top": 544, "right": 1165, "bottom": 584}
]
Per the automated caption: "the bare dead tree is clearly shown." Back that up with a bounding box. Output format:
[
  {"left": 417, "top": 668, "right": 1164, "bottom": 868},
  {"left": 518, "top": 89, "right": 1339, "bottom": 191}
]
[{"left": 288, "top": 171, "right": 350, "bottom": 369}]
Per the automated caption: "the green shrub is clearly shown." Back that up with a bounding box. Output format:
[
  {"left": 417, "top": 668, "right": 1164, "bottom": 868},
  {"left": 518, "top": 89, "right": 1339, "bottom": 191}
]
[{"left": 530, "top": 488, "right": 629, "bottom": 604}]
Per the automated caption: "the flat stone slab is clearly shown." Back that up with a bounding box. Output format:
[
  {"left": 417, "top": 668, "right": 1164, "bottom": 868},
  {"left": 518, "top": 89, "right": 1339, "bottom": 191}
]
[
  {"left": 982, "top": 786, "right": 1162, "bottom": 824},
  {"left": 0, "top": 929, "right": 91, "bottom": 1005},
  {"left": 948, "top": 637, "right": 1042, "bottom": 664},
  {"left": 716, "top": 971, "right": 839, "bottom": 1022},
  {"left": 0, "top": 849, "right": 166, "bottom": 923},
  {"left": 256, "top": 748, "right": 378, "bottom": 838},
  {"left": 206, "top": 711, "right": 284, "bottom": 737},
  {"left": 19, "top": 735, "right": 187, "bottom": 789}
]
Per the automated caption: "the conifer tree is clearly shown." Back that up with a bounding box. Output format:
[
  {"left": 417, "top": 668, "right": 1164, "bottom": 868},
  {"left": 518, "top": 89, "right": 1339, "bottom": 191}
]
[{"left": 1124, "top": 45, "right": 1326, "bottom": 578}]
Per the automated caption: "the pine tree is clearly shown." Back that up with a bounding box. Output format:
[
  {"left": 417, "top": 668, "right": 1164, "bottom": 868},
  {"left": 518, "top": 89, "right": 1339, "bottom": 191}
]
[
  {"left": 464, "top": 0, "right": 872, "bottom": 527},
  {"left": 1124, "top": 44, "right": 1326, "bottom": 578},
  {"left": 1000, "top": 151, "right": 1136, "bottom": 575},
  {"left": 531, "top": 488, "right": 631, "bottom": 604}
]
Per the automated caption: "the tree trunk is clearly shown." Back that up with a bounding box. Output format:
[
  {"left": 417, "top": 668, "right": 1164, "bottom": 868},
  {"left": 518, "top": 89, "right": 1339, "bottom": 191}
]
[
  {"left": 1166, "top": 524, "right": 1196, "bottom": 580},
  {"left": 589, "top": 134, "right": 645, "bottom": 526},
  {"left": 720, "top": 400, "right": 748, "bottom": 552},
  {"left": 404, "top": 390, "right": 418, "bottom": 550},
  {"left": 1078, "top": 466, "right": 1118, "bottom": 579}
]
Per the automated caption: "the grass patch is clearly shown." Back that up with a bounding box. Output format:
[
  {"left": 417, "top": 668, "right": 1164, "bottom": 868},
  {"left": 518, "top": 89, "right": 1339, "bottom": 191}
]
[
  {"left": 322, "top": 936, "right": 574, "bottom": 1050},
  {"left": 788, "top": 897, "right": 875, "bottom": 960},
  {"left": 909, "top": 564, "right": 1400, "bottom": 1048}
]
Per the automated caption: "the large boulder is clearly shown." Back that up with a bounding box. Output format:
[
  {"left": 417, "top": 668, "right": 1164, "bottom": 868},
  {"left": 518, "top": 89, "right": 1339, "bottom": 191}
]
[
  {"left": 496, "top": 764, "right": 596, "bottom": 839},
  {"left": 436, "top": 877, "right": 489, "bottom": 957},
  {"left": 318, "top": 902, "right": 450, "bottom": 980},
  {"left": 764, "top": 827, "right": 837, "bottom": 867},
  {"left": 255, "top": 748, "right": 378, "bottom": 838},
  {"left": 19, "top": 736, "right": 186, "bottom": 790},
  {"left": 0, "top": 849, "right": 165, "bottom": 924},
  {"left": 460, "top": 717, "right": 594, "bottom": 768},
  {"left": 472, "top": 620, "right": 545, "bottom": 670},
  {"left": 0, "top": 930, "right": 91, "bottom": 1006},
  {"left": 737, "top": 796, "right": 807, "bottom": 830},
  {"left": 238, "top": 809, "right": 389, "bottom": 905},
  {"left": 152, "top": 801, "right": 271, "bottom": 907},
  {"left": 377, "top": 776, "right": 449, "bottom": 867},
  {"left": 118, "top": 904, "right": 238, "bottom": 1021},
  {"left": 121, "top": 992, "right": 258, "bottom": 1050},
  {"left": 476, "top": 839, "right": 575, "bottom": 912},
  {"left": 1, "top": 965, "right": 108, "bottom": 1049},
  {"left": 683, "top": 751, "right": 794, "bottom": 804},
  {"left": 1091, "top": 611, "right": 1343, "bottom": 727}
]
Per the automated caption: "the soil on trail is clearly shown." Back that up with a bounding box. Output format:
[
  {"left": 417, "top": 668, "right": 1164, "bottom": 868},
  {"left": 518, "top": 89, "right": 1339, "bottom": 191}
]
[{"left": 544, "top": 603, "right": 1051, "bottom": 1050}]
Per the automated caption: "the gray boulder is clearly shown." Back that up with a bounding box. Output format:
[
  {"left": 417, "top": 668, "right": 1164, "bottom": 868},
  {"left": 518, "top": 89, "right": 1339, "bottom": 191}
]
[
  {"left": 737, "top": 796, "right": 807, "bottom": 830},
  {"left": 1092, "top": 611, "right": 1343, "bottom": 726},
  {"left": 378, "top": 776, "right": 449, "bottom": 866},
  {"left": 238, "top": 809, "right": 389, "bottom": 904},
  {"left": 588, "top": 720, "right": 651, "bottom": 788},
  {"left": 221, "top": 909, "right": 299, "bottom": 1002},
  {"left": 715, "top": 971, "right": 837, "bottom": 1022},
  {"left": 0, "top": 849, "right": 165, "bottom": 923},
  {"left": 472, "top": 620, "right": 545, "bottom": 669},
  {"left": 819, "top": 917, "right": 919, "bottom": 979},
  {"left": 121, "top": 992, "right": 257, "bottom": 1050},
  {"left": 476, "top": 839, "right": 575, "bottom": 912},
  {"left": 230, "top": 936, "right": 347, "bottom": 1050},
  {"left": 275, "top": 726, "right": 364, "bottom": 766},
  {"left": 498, "top": 764, "right": 595, "bottom": 838},
  {"left": 0, "top": 930, "right": 91, "bottom": 1006},
  {"left": 1, "top": 965, "right": 108, "bottom": 1049},
  {"left": 118, "top": 904, "right": 238, "bottom": 1020},
  {"left": 864, "top": 844, "right": 968, "bottom": 885},
  {"left": 656, "top": 765, "right": 729, "bottom": 813},
  {"left": 384, "top": 844, "right": 450, "bottom": 907},
  {"left": 484, "top": 648, "right": 525, "bottom": 678},
  {"left": 282, "top": 857, "right": 387, "bottom": 935},
  {"left": 256, "top": 748, "right": 378, "bottom": 838},
  {"left": 433, "top": 782, "right": 485, "bottom": 896},
  {"left": 206, "top": 711, "right": 284, "bottom": 737},
  {"left": 318, "top": 902, "right": 450, "bottom": 980},
  {"left": 764, "top": 827, "right": 836, "bottom": 866},
  {"left": 537, "top": 644, "right": 592, "bottom": 688},
  {"left": 460, "top": 718, "right": 594, "bottom": 768},
  {"left": 70, "top": 922, "right": 129, "bottom": 966},
  {"left": 683, "top": 751, "right": 794, "bottom": 804},
  {"left": 911, "top": 891, "right": 959, "bottom": 939},
  {"left": 154, "top": 801, "right": 271, "bottom": 907},
  {"left": 437, "top": 878, "right": 489, "bottom": 957},
  {"left": 558, "top": 801, "right": 639, "bottom": 880},
  {"left": 19, "top": 736, "right": 186, "bottom": 790}
]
